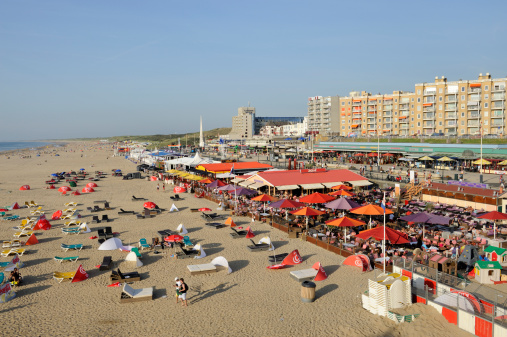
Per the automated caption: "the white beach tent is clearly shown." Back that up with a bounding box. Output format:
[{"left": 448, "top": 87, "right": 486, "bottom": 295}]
[
  {"left": 125, "top": 252, "right": 143, "bottom": 268},
  {"left": 176, "top": 224, "right": 188, "bottom": 234},
  {"left": 259, "top": 236, "right": 275, "bottom": 251},
  {"left": 98, "top": 238, "right": 124, "bottom": 251},
  {"left": 193, "top": 244, "right": 206, "bottom": 259},
  {"left": 79, "top": 222, "right": 91, "bottom": 233},
  {"left": 169, "top": 204, "right": 179, "bottom": 212},
  {"left": 211, "top": 256, "right": 232, "bottom": 274}
]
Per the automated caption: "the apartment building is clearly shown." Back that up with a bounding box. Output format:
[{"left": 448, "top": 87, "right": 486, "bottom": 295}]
[
  {"left": 230, "top": 107, "right": 256, "bottom": 139},
  {"left": 307, "top": 95, "right": 340, "bottom": 134}
]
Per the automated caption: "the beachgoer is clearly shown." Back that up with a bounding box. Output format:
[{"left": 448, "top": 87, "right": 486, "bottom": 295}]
[
  {"left": 174, "top": 277, "right": 182, "bottom": 303},
  {"left": 178, "top": 278, "right": 188, "bottom": 307},
  {"left": 157, "top": 183, "right": 160, "bottom": 191},
  {"left": 163, "top": 184, "right": 165, "bottom": 191},
  {"left": 9, "top": 268, "right": 22, "bottom": 286}
]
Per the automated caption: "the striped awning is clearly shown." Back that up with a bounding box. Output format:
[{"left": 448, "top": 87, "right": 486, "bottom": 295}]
[
  {"left": 348, "top": 180, "right": 373, "bottom": 187},
  {"left": 276, "top": 185, "right": 300, "bottom": 190},
  {"left": 322, "top": 182, "right": 344, "bottom": 188},
  {"left": 299, "top": 183, "right": 325, "bottom": 190}
]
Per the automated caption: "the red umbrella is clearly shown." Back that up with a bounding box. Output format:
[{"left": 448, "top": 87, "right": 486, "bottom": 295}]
[
  {"left": 251, "top": 194, "right": 276, "bottom": 202},
  {"left": 174, "top": 186, "right": 187, "bottom": 193},
  {"left": 49, "top": 184, "right": 56, "bottom": 189},
  {"left": 58, "top": 186, "right": 72, "bottom": 192},
  {"left": 200, "top": 178, "right": 214, "bottom": 184},
  {"left": 290, "top": 207, "right": 325, "bottom": 216},
  {"left": 72, "top": 191, "right": 81, "bottom": 196},
  {"left": 19, "top": 185, "right": 30, "bottom": 190},
  {"left": 299, "top": 192, "right": 335, "bottom": 204},
  {"left": 165, "top": 235, "right": 184, "bottom": 242},
  {"left": 198, "top": 208, "right": 212, "bottom": 212},
  {"left": 87, "top": 182, "right": 98, "bottom": 188},
  {"left": 52, "top": 210, "right": 62, "bottom": 220},
  {"left": 477, "top": 211, "right": 507, "bottom": 239},
  {"left": 382, "top": 153, "right": 394, "bottom": 157},
  {"left": 354, "top": 153, "right": 365, "bottom": 157},
  {"left": 326, "top": 216, "right": 366, "bottom": 243},
  {"left": 331, "top": 184, "right": 352, "bottom": 191},
  {"left": 82, "top": 187, "right": 94, "bottom": 193},
  {"left": 350, "top": 204, "right": 393, "bottom": 216},
  {"left": 328, "top": 190, "right": 353, "bottom": 197},
  {"left": 367, "top": 152, "right": 378, "bottom": 157},
  {"left": 269, "top": 199, "right": 305, "bottom": 209},
  {"left": 355, "top": 226, "right": 410, "bottom": 245},
  {"left": 144, "top": 202, "right": 157, "bottom": 209}
]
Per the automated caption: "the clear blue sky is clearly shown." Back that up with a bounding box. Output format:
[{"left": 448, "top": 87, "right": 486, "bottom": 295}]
[{"left": 1, "top": 0, "right": 506, "bottom": 141}]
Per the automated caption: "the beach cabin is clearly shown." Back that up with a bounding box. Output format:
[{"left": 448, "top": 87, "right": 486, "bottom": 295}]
[
  {"left": 362, "top": 273, "right": 412, "bottom": 317},
  {"left": 474, "top": 261, "right": 502, "bottom": 284},
  {"left": 428, "top": 254, "right": 457, "bottom": 276},
  {"left": 484, "top": 246, "right": 507, "bottom": 266}
]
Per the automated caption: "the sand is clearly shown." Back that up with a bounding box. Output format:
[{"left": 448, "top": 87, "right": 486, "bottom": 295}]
[{"left": 0, "top": 142, "right": 472, "bottom": 337}]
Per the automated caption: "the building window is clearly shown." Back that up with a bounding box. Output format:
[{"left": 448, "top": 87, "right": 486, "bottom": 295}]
[
  {"left": 411, "top": 98, "right": 414, "bottom": 102},
  {"left": 417, "top": 114, "right": 421, "bottom": 119},
  {"left": 461, "top": 112, "right": 465, "bottom": 117},
  {"left": 461, "top": 121, "right": 464, "bottom": 125},
  {"left": 417, "top": 90, "right": 421, "bottom": 95},
  {"left": 417, "top": 106, "right": 421, "bottom": 111},
  {"left": 439, "top": 113, "right": 442, "bottom": 118},
  {"left": 411, "top": 124, "right": 414, "bottom": 128},
  {"left": 485, "top": 85, "right": 489, "bottom": 91},
  {"left": 484, "top": 103, "right": 489, "bottom": 108},
  {"left": 411, "top": 117, "right": 414, "bottom": 122},
  {"left": 348, "top": 102, "right": 351, "bottom": 105},
  {"left": 341, "top": 126, "right": 345, "bottom": 129},
  {"left": 461, "top": 129, "right": 465, "bottom": 134},
  {"left": 395, "top": 125, "right": 397, "bottom": 128},
  {"left": 485, "top": 120, "right": 489, "bottom": 126},
  {"left": 484, "top": 111, "right": 489, "bottom": 117},
  {"left": 439, "top": 105, "right": 442, "bottom": 110},
  {"left": 461, "top": 104, "right": 465, "bottom": 109},
  {"left": 379, "top": 100, "right": 382, "bottom": 103},
  {"left": 417, "top": 98, "right": 421, "bottom": 103},
  {"left": 342, "top": 102, "right": 345, "bottom": 105},
  {"left": 417, "top": 122, "right": 421, "bottom": 127},
  {"left": 395, "top": 112, "right": 398, "bottom": 116},
  {"left": 439, "top": 121, "right": 442, "bottom": 126},
  {"left": 439, "top": 88, "right": 443, "bottom": 93},
  {"left": 484, "top": 94, "right": 489, "bottom": 99},
  {"left": 461, "top": 95, "right": 465, "bottom": 100},
  {"left": 395, "top": 99, "right": 398, "bottom": 103},
  {"left": 411, "top": 104, "right": 414, "bottom": 108},
  {"left": 461, "top": 87, "right": 465, "bottom": 92},
  {"left": 395, "top": 105, "right": 398, "bottom": 109},
  {"left": 439, "top": 96, "right": 443, "bottom": 102},
  {"left": 411, "top": 111, "right": 414, "bottom": 115}
]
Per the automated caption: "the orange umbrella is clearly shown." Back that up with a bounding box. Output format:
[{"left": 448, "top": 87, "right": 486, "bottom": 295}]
[
  {"left": 290, "top": 207, "right": 326, "bottom": 231},
  {"left": 350, "top": 204, "right": 393, "bottom": 216},
  {"left": 299, "top": 192, "right": 335, "bottom": 204},
  {"left": 331, "top": 184, "right": 352, "bottom": 191},
  {"left": 326, "top": 216, "right": 366, "bottom": 243},
  {"left": 328, "top": 190, "right": 353, "bottom": 197},
  {"left": 200, "top": 178, "right": 214, "bottom": 184},
  {"left": 251, "top": 194, "right": 276, "bottom": 202}
]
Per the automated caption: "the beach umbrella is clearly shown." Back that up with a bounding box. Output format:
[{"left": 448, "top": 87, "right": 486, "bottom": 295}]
[
  {"left": 326, "top": 216, "right": 366, "bottom": 243},
  {"left": 217, "top": 184, "right": 237, "bottom": 191},
  {"left": 174, "top": 186, "right": 186, "bottom": 193},
  {"left": 473, "top": 158, "right": 491, "bottom": 165},
  {"left": 331, "top": 184, "right": 352, "bottom": 191},
  {"left": 165, "top": 235, "right": 184, "bottom": 242},
  {"left": 80, "top": 168, "right": 85, "bottom": 171},
  {"left": 198, "top": 208, "right": 212, "bottom": 212},
  {"left": 72, "top": 191, "right": 81, "bottom": 196},
  {"left": 86, "top": 182, "right": 98, "bottom": 188},
  {"left": 144, "top": 201, "right": 157, "bottom": 209},
  {"left": 328, "top": 190, "right": 353, "bottom": 197},
  {"left": 350, "top": 204, "right": 393, "bottom": 229},
  {"left": 49, "top": 184, "right": 55, "bottom": 189},
  {"left": 269, "top": 199, "right": 306, "bottom": 220},
  {"left": 82, "top": 187, "right": 94, "bottom": 193},
  {"left": 418, "top": 156, "right": 434, "bottom": 161},
  {"left": 356, "top": 226, "right": 410, "bottom": 244},
  {"left": 52, "top": 210, "right": 62, "bottom": 220},
  {"left": 382, "top": 153, "right": 394, "bottom": 157},
  {"left": 33, "top": 218, "right": 51, "bottom": 231},
  {"left": 252, "top": 194, "right": 276, "bottom": 213},
  {"left": 299, "top": 192, "right": 335, "bottom": 204},
  {"left": 200, "top": 178, "right": 214, "bottom": 184},
  {"left": 477, "top": 211, "right": 507, "bottom": 240},
  {"left": 367, "top": 153, "right": 378, "bottom": 157},
  {"left": 399, "top": 212, "right": 451, "bottom": 237},
  {"left": 354, "top": 153, "right": 365, "bottom": 157},
  {"left": 98, "top": 238, "right": 124, "bottom": 250},
  {"left": 206, "top": 180, "right": 227, "bottom": 188},
  {"left": 437, "top": 156, "right": 454, "bottom": 162},
  {"left": 19, "top": 185, "right": 30, "bottom": 191},
  {"left": 324, "top": 197, "right": 360, "bottom": 210},
  {"left": 498, "top": 160, "right": 507, "bottom": 166},
  {"left": 233, "top": 187, "right": 257, "bottom": 196},
  {"left": 290, "top": 207, "right": 326, "bottom": 231},
  {"left": 58, "top": 186, "right": 72, "bottom": 192}
]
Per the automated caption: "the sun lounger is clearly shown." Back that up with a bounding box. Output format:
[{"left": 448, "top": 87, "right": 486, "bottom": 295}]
[
  {"left": 53, "top": 271, "right": 76, "bottom": 283},
  {"left": 170, "top": 194, "right": 181, "bottom": 201},
  {"left": 24, "top": 201, "right": 31, "bottom": 208},
  {"left": 105, "top": 227, "right": 114, "bottom": 239},
  {"left": 190, "top": 208, "right": 200, "bottom": 213},
  {"left": 30, "top": 201, "right": 38, "bottom": 207},
  {"left": 120, "top": 283, "right": 153, "bottom": 303},
  {"left": 200, "top": 212, "right": 222, "bottom": 221},
  {"left": 91, "top": 215, "right": 101, "bottom": 224},
  {"left": 62, "top": 227, "right": 81, "bottom": 235},
  {"left": 289, "top": 268, "right": 318, "bottom": 282},
  {"left": 118, "top": 208, "right": 135, "bottom": 215},
  {"left": 131, "top": 196, "right": 146, "bottom": 201},
  {"left": 104, "top": 202, "right": 112, "bottom": 210},
  {"left": 61, "top": 243, "right": 83, "bottom": 251},
  {"left": 91, "top": 205, "right": 102, "bottom": 212},
  {"left": 187, "top": 263, "right": 217, "bottom": 275},
  {"left": 110, "top": 268, "right": 140, "bottom": 283},
  {"left": 64, "top": 202, "right": 77, "bottom": 207},
  {"left": 2, "top": 240, "right": 21, "bottom": 248},
  {"left": 247, "top": 239, "right": 270, "bottom": 252},
  {"left": 64, "top": 220, "right": 81, "bottom": 227},
  {"left": 139, "top": 238, "right": 150, "bottom": 250},
  {"left": 101, "top": 214, "right": 111, "bottom": 222},
  {"left": 183, "top": 236, "right": 193, "bottom": 248},
  {"left": 63, "top": 208, "right": 76, "bottom": 214},
  {"left": 30, "top": 206, "right": 43, "bottom": 215},
  {"left": 268, "top": 253, "right": 289, "bottom": 263},
  {"left": 205, "top": 222, "right": 225, "bottom": 229},
  {"left": 176, "top": 245, "right": 199, "bottom": 259},
  {"left": 100, "top": 256, "right": 113, "bottom": 270},
  {"left": 54, "top": 256, "right": 79, "bottom": 263},
  {"left": 13, "top": 231, "right": 33, "bottom": 239},
  {"left": 230, "top": 227, "right": 248, "bottom": 239},
  {"left": 131, "top": 247, "right": 142, "bottom": 259},
  {"left": 93, "top": 200, "right": 108, "bottom": 204},
  {"left": 1, "top": 248, "right": 25, "bottom": 257}
]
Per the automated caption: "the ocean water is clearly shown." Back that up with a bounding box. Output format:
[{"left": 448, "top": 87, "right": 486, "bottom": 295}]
[{"left": 0, "top": 141, "right": 55, "bottom": 153}]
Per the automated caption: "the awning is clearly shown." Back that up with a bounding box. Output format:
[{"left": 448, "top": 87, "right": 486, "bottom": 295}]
[
  {"left": 399, "top": 116, "right": 408, "bottom": 119},
  {"left": 322, "top": 182, "right": 344, "bottom": 188},
  {"left": 230, "top": 177, "right": 245, "bottom": 183},
  {"left": 423, "top": 103, "right": 433, "bottom": 107},
  {"left": 470, "top": 83, "right": 481, "bottom": 88},
  {"left": 299, "top": 183, "right": 325, "bottom": 190},
  {"left": 239, "top": 180, "right": 255, "bottom": 187},
  {"left": 248, "top": 182, "right": 267, "bottom": 189},
  {"left": 351, "top": 124, "right": 359, "bottom": 128},
  {"left": 348, "top": 180, "right": 373, "bottom": 187},
  {"left": 276, "top": 185, "right": 300, "bottom": 190}
]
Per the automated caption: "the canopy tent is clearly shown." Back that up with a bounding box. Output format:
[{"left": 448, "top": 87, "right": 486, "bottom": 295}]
[
  {"left": 437, "top": 156, "right": 454, "bottom": 162},
  {"left": 126, "top": 251, "right": 143, "bottom": 267},
  {"left": 419, "top": 156, "right": 434, "bottom": 161},
  {"left": 473, "top": 158, "right": 492, "bottom": 165},
  {"left": 98, "top": 238, "right": 124, "bottom": 251}
]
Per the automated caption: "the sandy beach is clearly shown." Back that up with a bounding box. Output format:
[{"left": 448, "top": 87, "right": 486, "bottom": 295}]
[{"left": 0, "top": 142, "right": 472, "bottom": 337}]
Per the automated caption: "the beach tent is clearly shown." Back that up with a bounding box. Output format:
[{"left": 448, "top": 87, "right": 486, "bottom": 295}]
[
  {"left": 313, "top": 262, "right": 328, "bottom": 281},
  {"left": 457, "top": 245, "right": 479, "bottom": 271},
  {"left": 174, "top": 186, "right": 186, "bottom": 193},
  {"left": 52, "top": 210, "right": 62, "bottom": 220},
  {"left": 82, "top": 187, "right": 94, "bottom": 193},
  {"left": 125, "top": 252, "right": 143, "bottom": 268},
  {"left": 224, "top": 217, "right": 237, "bottom": 228},
  {"left": 72, "top": 191, "right": 81, "bottom": 196},
  {"left": 49, "top": 184, "right": 56, "bottom": 189},
  {"left": 169, "top": 204, "right": 179, "bottom": 212},
  {"left": 71, "top": 265, "right": 89, "bottom": 283},
  {"left": 10, "top": 202, "right": 20, "bottom": 210},
  {"left": 25, "top": 233, "right": 39, "bottom": 245},
  {"left": 150, "top": 176, "right": 158, "bottom": 181},
  {"left": 79, "top": 223, "right": 91, "bottom": 233},
  {"left": 193, "top": 244, "right": 206, "bottom": 259},
  {"left": 5, "top": 254, "right": 24, "bottom": 271},
  {"left": 211, "top": 256, "right": 232, "bottom": 273},
  {"left": 280, "top": 250, "right": 303, "bottom": 266},
  {"left": 19, "top": 185, "right": 30, "bottom": 191},
  {"left": 245, "top": 226, "right": 255, "bottom": 239},
  {"left": 33, "top": 218, "right": 51, "bottom": 231},
  {"left": 258, "top": 237, "right": 275, "bottom": 251},
  {"left": 58, "top": 186, "right": 72, "bottom": 192},
  {"left": 343, "top": 254, "right": 372, "bottom": 272},
  {"left": 176, "top": 224, "right": 188, "bottom": 234},
  {"left": 98, "top": 238, "right": 124, "bottom": 251},
  {"left": 86, "top": 182, "right": 97, "bottom": 188},
  {"left": 0, "top": 283, "right": 16, "bottom": 303}
]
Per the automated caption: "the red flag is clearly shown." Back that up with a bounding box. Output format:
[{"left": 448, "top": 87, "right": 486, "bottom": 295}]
[
  {"left": 282, "top": 250, "right": 303, "bottom": 266},
  {"left": 312, "top": 262, "right": 328, "bottom": 281},
  {"left": 25, "top": 233, "right": 39, "bottom": 245},
  {"left": 245, "top": 226, "right": 255, "bottom": 238},
  {"left": 11, "top": 202, "right": 20, "bottom": 210},
  {"left": 71, "top": 265, "right": 89, "bottom": 283}
]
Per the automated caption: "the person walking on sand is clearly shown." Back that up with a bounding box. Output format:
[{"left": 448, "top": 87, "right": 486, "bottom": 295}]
[
  {"left": 174, "top": 277, "right": 182, "bottom": 303},
  {"left": 178, "top": 278, "right": 188, "bottom": 307},
  {"left": 157, "top": 183, "right": 160, "bottom": 191}
]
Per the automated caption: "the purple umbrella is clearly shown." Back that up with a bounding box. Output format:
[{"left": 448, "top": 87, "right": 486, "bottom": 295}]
[
  {"left": 324, "top": 197, "right": 361, "bottom": 210},
  {"left": 217, "top": 184, "right": 237, "bottom": 191},
  {"left": 234, "top": 187, "right": 257, "bottom": 196},
  {"left": 400, "top": 212, "right": 451, "bottom": 225},
  {"left": 206, "top": 180, "right": 226, "bottom": 188}
]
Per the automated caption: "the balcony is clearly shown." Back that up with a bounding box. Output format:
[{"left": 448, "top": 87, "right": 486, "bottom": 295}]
[
  {"left": 468, "top": 112, "right": 480, "bottom": 119},
  {"left": 383, "top": 106, "right": 393, "bottom": 111},
  {"left": 423, "top": 90, "right": 436, "bottom": 96},
  {"left": 492, "top": 94, "right": 506, "bottom": 101},
  {"left": 423, "top": 113, "right": 435, "bottom": 120},
  {"left": 492, "top": 121, "right": 504, "bottom": 127},
  {"left": 469, "top": 94, "right": 481, "bottom": 101},
  {"left": 492, "top": 111, "right": 504, "bottom": 118},
  {"left": 352, "top": 102, "right": 362, "bottom": 106},
  {"left": 400, "top": 125, "right": 410, "bottom": 130},
  {"left": 384, "top": 112, "right": 392, "bottom": 117},
  {"left": 399, "top": 104, "right": 409, "bottom": 110},
  {"left": 493, "top": 86, "right": 506, "bottom": 92},
  {"left": 445, "top": 113, "right": 457, "bottom": 119},
  {"left": 446, "top": 121, "right": 457, "bottom": 127},
  {"left": 423, "top": 123, "right": 435, "bottom": 128},
  {"left": 445, "top": 104, "right": 457, "bottom": 111},
  {"left": 423, "top": 107, "right": 435, "bottom": 113},
  {"left": 424, "top": 99, "right": 436, "bottom": 104},
  {"left": 493, "top": 102, "right": 505, "bottom": 109},
  {"left": 399, "top": 118, "right": 409, "bottom": 124},
  {"left": 468, "top": 88, "right": 481, "bottom": 94},
  {"left": 445, "top": 97, "right": 458, "bottom": 103},
  {"left": 467, "top": 121, "right": 479, "bottom": 127},
  {"left": 467, "top": 103, "right": 479, "bottom": 110}
]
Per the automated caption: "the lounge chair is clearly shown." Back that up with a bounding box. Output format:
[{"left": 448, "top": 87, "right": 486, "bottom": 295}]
[
  {"left": 190, "top": 208, "right": 199, "bottom": 213},
  {"left": 91, "top": 215, "right": 101, "bottom": 224},
  {"left": 139, "top": 238, "right": 150, "bottom": 250},
  {"left": 54, "top": 256, "right": 79, "bottom": 263},
  {"left": 63, "top": 208, "right": 76, "bottom": 214},
  {"left": 100, "top": 256, "right": 113, "bottom": 270},
  {"left": 2, "top": 240, "right": 21, "bottom": 248},
  {"left": 201, "top": 212, "right": 222, "bottom": 222},
  {"left": 62, "top": 227, "right": 81, "bottom": 235},
  {"left": 13, "top": 231, "right": 33, "bottom": 239},
  {"left": 268, "top": 253, "right": 289, "bottom": 263},
  {"left": 118, "top": 208, "right": 135, "bottom": 215},
  {"left": 136, "top": 213, "right": 145, "bottom": 220},
  {"left": 92, "top": 205, "right": 101, "bottom": 212},
  {"left": 170, "top": 194, "right": 181, "bottom": 201},
  {"left": 131, "top": 196, "right": 146, "bottom": 201},
  {"left": 131, "top": 247, "right": 142, "bottom": 259},
  {"left": 1, "top": 248, "right": 25, "bottom": 257},
  {"left": 61, "top": 243, "right": 83, "bottom": 251},
  {"left": 104, "top": 227, "right": 114, "bottom": 239},
  {"left": 120, "top": 283, "right": 153, "bottom": 303},
  {"left": 101, "top": 214, "right": 111, "bottom": 222},
  {"left": 110, "top": 268, "right": 140, "bottom": 283},
  {"left": 53, "top": 271, "right": 76, "bottom": 283},
  {"left": 230, "top": 227, "right": 248, "bottom": 239},
  {"left": 64, "top": 202, "right": 77, "bottom": 207},
  {"left": 60, "top": 213, "right": 73, "bottom": 220},
  {"left": 30, "top": 206, "right": 43, "bottom": 215},
  {"left": 97, "top": 229, "right": 107, "bottom": 242},
  {"left": 183, "top": 236, "right": 193, "bottom": 248},
  {"left": 93, "top": 200, "right": 107, "bottom": 204},
  {"left": 247, "top": 239, "right": 270, "bottom": 252},
  {"left": 289, "top": 268, "right": 318, "bottom": 282},
  {"left": 30, "top": 201, "right": 38, "bottom": 207},
  {"left": 187, "top": 263, "right": 218, "bottom": 275},
  {"left": 205, "top": 222, "right": 225, "bottom": 229},
  {"left": 24, "top": 201, "right": 31, "bottom": 208},
  {"left": 104, "top": 202, "right": 112, "bottom": 210},
  {"left": 64, "top": 220, "right": 81, "bottom": 227}
]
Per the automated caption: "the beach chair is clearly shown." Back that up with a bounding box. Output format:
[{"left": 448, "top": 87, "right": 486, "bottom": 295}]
[
  {"left": 230, "top": 227, "right": 248, "bottom": 239},
  {"left": 61, "top": 243, "right": 83, "bottom": 252},
  {"left": 54, "top": 256, "right": 79, "bottom": 263},
  {"left": 101, "top": 214, "right": 111, "bottom": 223},
  {"left": 268, "top": 253, "right": 289, "bottom": 263},
  {"left": 118, "top": 208, "right": 135, "bottom": 215},
  {"left": 64, "top": 220, "right": 81, "bottom": 227},
  {"left": 176, "top": 246, "right": 200, "bottom": 259},
  {"left": 120, "top": 283, "right": 153, "bottom": 303},
  {"left": 247, "top": 239, "right": 271, "bottom": 252},
  {"left": 93, "top": 200, "right": 108, "bottom": 204},
  {"left": 64, "top": 202, "right": 77, "bottom": 207},
  {"left": 205, "top": 222, "right": 225, "bottom": 229},
  {"left": 187, "top": 263, "right": 217, "bottom": 275},
  {"left": 105, "top": 227, "right": 114, "bottom": 239},
  {"left": 289, "top": 268, "right": 318, "bottom": 282},
  {"left": 110, "top": 268, "right": 140, "bottom": 283},
  {"left": 183, "top": 236, "right": 193, "bottom": 248},
  {"left": 61, "top": 213, "right": 73, "bottom": 220},
  {"left": 170, "top": 194, "right": 181, "bottom": 201},
  {"left": 24, "top": 201, "right": 31, "bottom": 208},
  {"left": 131, "top": 196, "right": 146, "bottom": 201},
  {"left": 30, "top": 206, "right": 43, "bottom": 215},
  {"left": 91, "top": 215, "right": 101, "bottom": 224},
  {"left": 62, "top": 227, "right": 81, "bottom": 235},
  {"left": 97, "top": 229, "right": 107, "bottom": 242},
  {"left": 100, "top": 256, "right": 113, "bottom": 271},
  {"left": 13, "top": 231, "right": 33, "bottom": 239},
  {"left": 104, "top": 202, "right": 112, "bottom": 210},
  {"left": 1, "top": 248, "right": 25, "bottom": 257},
  {"left": 92, "top": 205, "right": 101, "bottom": 212},
  {"left": 131, "top": 247, "right": 142, "bottom": 259},
  {"left": 2, "top": 240, "right": 21, "bottom": 248},
  {"left": 139, "top": 238, "right": 151, "bottom": 250},
  {"left": 63, "top": 208, "right": 76, "bottom": 214},
  {"left": 52, "top": 271, "right": 76, "bottom": 283},
  {"left": 200, "top": 212, "right": 222, "bottom": 222},
  {"left": 30, "top": 201, "right": 38, "bottom": 207}
]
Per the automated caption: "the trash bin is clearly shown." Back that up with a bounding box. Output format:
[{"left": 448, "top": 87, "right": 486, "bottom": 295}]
[
  {"left": 454, "top": 174, "right": 458, "bottom": 181},
  {"left": 301, "top": 281, "right": 316, "bottom": 303}
]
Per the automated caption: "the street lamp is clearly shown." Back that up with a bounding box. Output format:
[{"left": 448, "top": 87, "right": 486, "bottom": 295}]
[{"left": 480, "top": 121, "right": 484, "bottom": 184}]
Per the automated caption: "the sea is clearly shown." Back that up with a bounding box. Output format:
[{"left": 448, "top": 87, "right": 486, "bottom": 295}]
[{"left": 0, "top": 141, "right": 56, "bottom": 153}]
